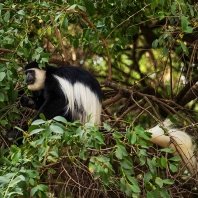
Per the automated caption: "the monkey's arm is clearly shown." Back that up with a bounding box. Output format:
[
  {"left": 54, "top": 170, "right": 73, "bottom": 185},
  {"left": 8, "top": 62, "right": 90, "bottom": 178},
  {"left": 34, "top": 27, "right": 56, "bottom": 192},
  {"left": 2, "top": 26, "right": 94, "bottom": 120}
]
[
  {"left": 20, "top": 90, "right": 45, "bottom": 110},
  {"left": 34, "top": 98, "right": 68, "bottom": 121}
]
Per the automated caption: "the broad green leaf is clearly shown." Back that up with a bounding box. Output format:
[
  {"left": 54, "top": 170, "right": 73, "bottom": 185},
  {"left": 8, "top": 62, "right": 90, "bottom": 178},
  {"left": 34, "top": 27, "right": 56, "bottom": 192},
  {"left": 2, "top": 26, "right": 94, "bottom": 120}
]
[
  {"left": 17, "top": 10, "right": 25, "bottom": 16},
  {"left": 162, "top": 179, "right": 174, "bottom": 185},
  {"left": 50, "top": 124, "right": 64, "bottom": 134},
  {"left": 115, "top": 144, "right": 128, "bottom": 159},
  {"left": 155, "top": 177, "right": 163, "bottom": 188},
  {"left": 4, "top": 11, "right": 10, "bottom": 22},
  {"left": 152, "top": 39, "right": 159, "bottom": 48},
  {"left": 181, "top": 42, "right": 189, "bottom": 55},
  {"left": 160, "top": 155, "right": 167, "bottom": 168},
  {"left": 62, "top": 17, "right": 68, "bottom": 30},
  {"left": 147, "top": 158, "right": 157, "bottom": 176},
  {"left": 144, "top": 172, "right": 152, "bottom": 183},
  {"left": 31, "top": 119, "right": 46, "bottom": 125},
  {"left": 181, "top": 16, "right": 188, "bottom": 31},
  {"left": 9, "top": 175, "right": 25, "bottom": 187},
  {"left": 169, "top": 164, "right": 178, "bottom": 173},
  {"left": 0, "top": 173, "right": 15, "bottom": 187},
  {"left": 103, "top": 123, "right": 111, "bottom": 131},
  {"left": 160, "top": 188, "right": 171, "bottom": 198},
  {"left": 29, "top": 128, "right": 45, "bottom": 136},
  {"left": 130, "top": 133, "right": 137, "bottom": 144},
  {"left": 67, "top": 4, "right": 77, "bottom": 10},
  {"left": 160, "top": 148, "right": 174, "bottom": 153},
  {"left": 151, "top": 0, "right": 158, "bottom": 10},
  {"left": 0, "top": 72, "right": 6, "bottom": 81},
  {"left": 39, "top": 113, "right": 46, "bottom": 121},
  {"left": 112, "top": 132, "right": 123, "bottom": 139},
  {"left": 33, "top": 137, "right": 45, "bottom": 147},
  {"left": 77, "top": 5, "right": 86, "bottom": 12},
  {"left": 0, "top": 92, "right": 4, "bottom": 102},
  {"left": 120, "top": 158, "right": 133, "bottom": 169},
  {"left": 169, "top": 156, "right": 181, "bottom": 162},
  {"left": 53, "top": 116, "right": 67, "bottom": 123},
  {"left": 184, "top": 26, "right": 193, "bottom": 33}
]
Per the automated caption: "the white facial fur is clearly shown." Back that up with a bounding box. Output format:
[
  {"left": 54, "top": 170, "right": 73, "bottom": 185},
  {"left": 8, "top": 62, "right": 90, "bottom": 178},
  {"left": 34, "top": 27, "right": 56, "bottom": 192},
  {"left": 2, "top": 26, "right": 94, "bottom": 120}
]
[
  {"left": 53, "top": 75, "right": 101, "bottom": 125},
  {"left": 26, "top": 68, "right": 46, "bottom": 91}
]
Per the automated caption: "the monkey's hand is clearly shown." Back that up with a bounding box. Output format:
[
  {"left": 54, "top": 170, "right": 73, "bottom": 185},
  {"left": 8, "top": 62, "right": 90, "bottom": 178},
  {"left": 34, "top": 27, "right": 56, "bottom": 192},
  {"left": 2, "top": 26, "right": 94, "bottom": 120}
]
[{"left": 20, "top": 96, "right": 35, "bottom": 108}]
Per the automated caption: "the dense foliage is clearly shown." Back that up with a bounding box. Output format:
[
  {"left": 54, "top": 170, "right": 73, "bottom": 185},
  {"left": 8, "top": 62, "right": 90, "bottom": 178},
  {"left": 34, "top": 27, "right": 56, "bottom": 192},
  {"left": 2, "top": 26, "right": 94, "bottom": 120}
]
[{"left": 0, "top": 0, "right": 198, "bottom": 197}]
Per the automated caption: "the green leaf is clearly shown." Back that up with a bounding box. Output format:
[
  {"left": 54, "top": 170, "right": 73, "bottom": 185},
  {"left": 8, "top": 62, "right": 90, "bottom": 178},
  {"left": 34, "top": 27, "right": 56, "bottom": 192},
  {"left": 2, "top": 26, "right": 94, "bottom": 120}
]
[
  {"left": 73, "top": 37, "right": 79, "bottom": 49},
  {"left": 181, "top": 16, "right": 188, "bottom": 31},
  {"left": 169, "top": 164, "right": 178, "bottom": 173},
  {"left": 146, "top": 191, "right": 155, "bottom": 198},
  {"left": 160, "top": 155, "right": 167, "bottom": 168},
  {"left": 120, "top": 157, "right": 133, "bottom": 169},
  {"left": 17, "top": 10, "right": 25, "bottom": 16},
  {"left": 155, "top": 177, "right": 163, "bottom": 188},
  {"left": 163, "top": 47, "right": 168, "bottom": 56},
  {"left": 39, "top": 113, "right": 46, "bottom": 121},
  {"left": 115, "top": 144, "right": 128, "bottom": 159},
  {"left": 50, "top": 124, "right": 64, "bottom": 134},
  {"left": 0, "top": 72, "right": 6, "bottom": 81},
  {"left": 152, "top": 39, "right": 158, "bottom": 48},
  {"left": 0, "top": 173, "right": 15, "bottom": 187},
  {"left": 77, "top": 5, "right": 86, "bottom": 12},
  {"left": 187, "top": 3, "right": 194, "bottom": 17},
  {"left": 97, "top": 21, "right": 105, "bottom": 28},
  {"left": 103, "top": 123, "right": 111, "bottom": 131},
  {"left": 165, "top": 81, "right": 170, "bottom": 95},
  {"left": 169, "top": 156, "right": 181, "bottom": 162},
  {"left": 4, "top": 11, "right": 10, "bottom": 22},
  {"left": 31, "top": 119, "right": 46, "bottom": 125},
  {"left": 32, "top": 137, "right": 45, "bottom": 147},
  {"left": 130, "top": 133, "right": 137, "bottom": 144},
  {"left": 151, "top": 0, "right": 158, "bottom": 10},
  {"left": 0, "top": 92, "right": 4, "bottom": 102},
  {"left": 53, "top": 116, "right": 67, "bottom": 123},
  {"left": 9, "top": 175, "right": 25, "bottom": 187},
  {"left": 50, "top": 147, "right": 59, "bottom": 157},
  {"left": 160, "top": 148, "right": 174, "bottom": 153},
  {"left": 29, "top": 128, "right": 45, "bottom": 136},
  {"left": 162, "top": 179, "right": 174, "bottom": 185},
  {"left": 160, "top": 188, "right": 171, "bottom": 198},
  {"left": 67, "top": 4, "right": 77, "bottom": 10},
  {"left": 112, "top": 132, "right": 123, "bottom": 139},
  {"left": 144, "top": 172, "right": 152, "bottom": 183},
  {"left": 135, "top": 125, "right": 144, "bottom": 133},
  {"left": 62, "top": 17, "right": 68, "bottom": 30},
  {"left": 180, "top": 42, "right": 189, "bottom": 55},
  {"left": 185, "top": 26, "right": 193, "bottom": 33},
  {"left": 147, "top": 158, "right": 157, "bottom": 176},
  {"left": 127, "top": 176, "right": 140, "bottom": 193}
]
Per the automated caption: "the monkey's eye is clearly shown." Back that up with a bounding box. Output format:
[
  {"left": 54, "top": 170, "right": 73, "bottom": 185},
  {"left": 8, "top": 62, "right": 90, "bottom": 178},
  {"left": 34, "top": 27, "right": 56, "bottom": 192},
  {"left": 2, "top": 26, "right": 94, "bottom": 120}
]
[{"left": 25, "top": 70, "right": 34, "bottom": 75}]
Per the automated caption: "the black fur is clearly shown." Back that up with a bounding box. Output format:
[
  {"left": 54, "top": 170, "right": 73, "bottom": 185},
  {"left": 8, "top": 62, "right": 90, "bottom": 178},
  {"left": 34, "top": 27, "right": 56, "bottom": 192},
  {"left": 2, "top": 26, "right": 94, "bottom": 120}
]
[{"left": 21, "top": 62, "right": 102, "bottom": 122}]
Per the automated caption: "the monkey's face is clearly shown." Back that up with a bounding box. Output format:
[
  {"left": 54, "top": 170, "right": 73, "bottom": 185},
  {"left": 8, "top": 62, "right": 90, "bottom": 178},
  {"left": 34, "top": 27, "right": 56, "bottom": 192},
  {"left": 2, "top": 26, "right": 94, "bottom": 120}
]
[
  {"left": 25, "top": 68, "right": 46, "bottom": 91},
  {"left": 25, "top": 69, "right": 35, "bottom": 85}
]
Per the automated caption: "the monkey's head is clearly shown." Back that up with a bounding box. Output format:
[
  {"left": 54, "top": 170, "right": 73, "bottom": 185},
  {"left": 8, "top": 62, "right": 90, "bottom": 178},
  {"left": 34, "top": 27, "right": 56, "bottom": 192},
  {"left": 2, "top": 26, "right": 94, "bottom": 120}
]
[{"left": 25, "top": 62, "right": 46, "bottom": 91}]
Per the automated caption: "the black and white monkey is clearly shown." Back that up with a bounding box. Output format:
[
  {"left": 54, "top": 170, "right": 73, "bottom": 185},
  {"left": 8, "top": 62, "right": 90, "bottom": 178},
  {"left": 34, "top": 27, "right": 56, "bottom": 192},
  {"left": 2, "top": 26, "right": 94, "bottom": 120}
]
[
  {"left": 20, "top": 61, "right": 102, "bottom": 124},
  {"left": 20, "top": 62, "right": 197, "bottom": 174}
]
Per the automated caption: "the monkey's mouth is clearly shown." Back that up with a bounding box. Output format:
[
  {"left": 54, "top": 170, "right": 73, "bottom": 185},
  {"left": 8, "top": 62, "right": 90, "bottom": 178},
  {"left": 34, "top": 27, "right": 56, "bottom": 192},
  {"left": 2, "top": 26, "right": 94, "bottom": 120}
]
[{"left": 26, "top": 80, "right": 34, "bottom": 85}]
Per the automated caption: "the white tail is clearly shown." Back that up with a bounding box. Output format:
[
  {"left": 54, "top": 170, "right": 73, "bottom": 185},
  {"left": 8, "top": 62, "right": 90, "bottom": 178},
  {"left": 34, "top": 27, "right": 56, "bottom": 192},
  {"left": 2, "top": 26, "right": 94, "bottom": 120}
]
[{"left": 148, "top": 119, "right": 197, "bottom": 175}]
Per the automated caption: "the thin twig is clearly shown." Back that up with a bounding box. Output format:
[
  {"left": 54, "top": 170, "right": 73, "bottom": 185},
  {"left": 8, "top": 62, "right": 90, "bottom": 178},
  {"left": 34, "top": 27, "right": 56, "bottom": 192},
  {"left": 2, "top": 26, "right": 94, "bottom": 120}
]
[
  {"left": 80, "top": 11, "right": 112, "bottom": 80},
  {"left": 50, "top": 17, "right": 69, "bottom": 64}
]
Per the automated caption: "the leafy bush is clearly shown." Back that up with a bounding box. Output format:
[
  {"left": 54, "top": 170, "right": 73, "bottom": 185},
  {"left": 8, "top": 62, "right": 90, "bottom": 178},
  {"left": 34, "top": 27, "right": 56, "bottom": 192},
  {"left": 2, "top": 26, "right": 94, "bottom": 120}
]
[{"left": 0, "top": 116, "right": 178, "bottom": 198}]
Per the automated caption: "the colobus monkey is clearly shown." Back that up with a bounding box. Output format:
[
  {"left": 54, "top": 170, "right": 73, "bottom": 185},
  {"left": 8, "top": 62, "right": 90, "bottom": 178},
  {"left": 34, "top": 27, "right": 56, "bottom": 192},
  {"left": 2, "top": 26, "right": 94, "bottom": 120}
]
[
  {"left": 21, "top": 62, "right": 102, "bottom": 124},
  {"left": 148, "top": 119, "right": 197, "bottom": 175}
]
